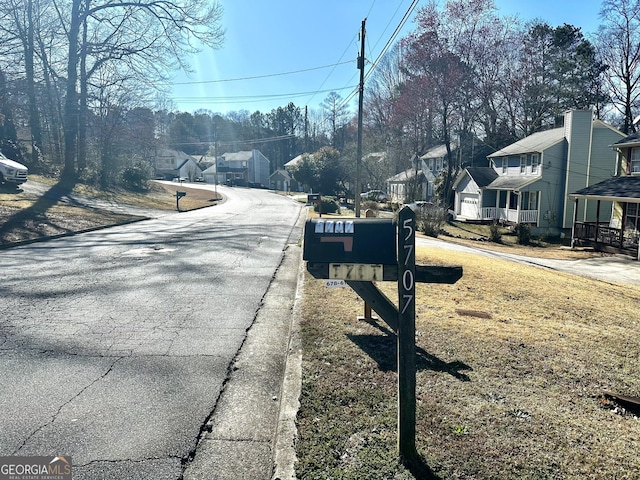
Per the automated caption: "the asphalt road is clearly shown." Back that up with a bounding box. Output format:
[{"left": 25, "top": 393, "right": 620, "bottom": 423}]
[{"left": 0, "top": 185, "right": 302, "bottom": 479}]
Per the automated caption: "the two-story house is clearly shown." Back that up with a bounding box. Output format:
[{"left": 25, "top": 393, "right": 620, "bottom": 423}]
[
  {"left": 201, "top": 149, "right": 270, "bottom": 187},
  {"left": 452, "top": 110, "right": 625, "bottom": 236},
  {"left": 387, "top": 143, "right": 456, "bottom": 204}
]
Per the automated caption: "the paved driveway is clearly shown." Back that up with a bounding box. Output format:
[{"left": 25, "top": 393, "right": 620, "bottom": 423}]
[{"left": 416, "top": 235, "right": 640, "bottom": 286}]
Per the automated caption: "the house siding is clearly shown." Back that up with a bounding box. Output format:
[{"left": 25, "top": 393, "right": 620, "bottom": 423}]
[
  {"left": 537, "top": 142, "right": 566, "bottom": 234},
  {"left": 563, "top": 110, "right": 593, "bottom": 229}
]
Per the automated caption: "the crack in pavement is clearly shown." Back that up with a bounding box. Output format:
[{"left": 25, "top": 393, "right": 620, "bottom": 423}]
[{"left": 13, "top": 356, "right": 124, "bottom": 455}]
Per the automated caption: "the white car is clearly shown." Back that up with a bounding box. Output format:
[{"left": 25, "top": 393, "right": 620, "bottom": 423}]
[
  {"left": 0, "top": 152, "right": 28, "bottom": 186},
  {"left": 360, "top": 190, "right": 389, "bottom": 202}
]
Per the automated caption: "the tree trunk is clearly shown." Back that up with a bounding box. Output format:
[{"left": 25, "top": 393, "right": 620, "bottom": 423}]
[
  {"left": 25, "top": 0, "right": 43, "bottom": 166},
  {"left": 62, "top": 0, "right": 82, "bottom": 182}
]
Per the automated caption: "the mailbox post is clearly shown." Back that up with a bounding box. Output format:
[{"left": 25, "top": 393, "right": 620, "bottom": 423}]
[
  {"left": 175, "top": 191, "right": 186, "bottom": 211},
  {"left": 302, "top": 209, "right": 462, "bottom": 463},
  {"left": 397, "top": 207, "right": 417, "bottom": 459}
]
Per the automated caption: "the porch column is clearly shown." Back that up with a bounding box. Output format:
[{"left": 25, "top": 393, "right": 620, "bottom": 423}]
[
  {"left": 516, "top": 191, "right": 521, "bottom": 224},
  {"left": 622, "top": 202, "right": 628, "bottom": 249},
  {"left": 596, "top": 200, "right": 601, "bottom": 245},
  {"left": 571, "top": 197, "right": 578, "bottom": 248}
]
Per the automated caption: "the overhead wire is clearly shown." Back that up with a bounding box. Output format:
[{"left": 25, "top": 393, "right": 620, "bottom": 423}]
[
  {"left": 170, "top": 61, "right": 354, "bottom": 85},
  {"left": 339, "top": 0, "right": 420, "bottom": 110}
]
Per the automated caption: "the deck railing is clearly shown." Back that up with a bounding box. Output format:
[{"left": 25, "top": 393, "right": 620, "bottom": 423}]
[
  {"left": 574, "top": 222, "right": 624, "bottom": 248},
  {"left": 480, "top": 207, "right": 538, "bottom": 224}
]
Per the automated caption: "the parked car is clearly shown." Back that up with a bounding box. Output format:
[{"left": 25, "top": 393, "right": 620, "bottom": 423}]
[
  {"left": 360, "top": 190, "right": 389, "bottom": 202},
  {"left": 0, "top": 152, "right": 28, "bottom": 187}
]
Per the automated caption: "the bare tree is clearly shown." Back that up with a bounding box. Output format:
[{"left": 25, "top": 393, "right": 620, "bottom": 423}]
[
  {"left": 596, "top": 0, "right": 640, "bottom": 133},
  {"left": 56, "top": 0, "right": 225, "bottom": 181},
  {"left": 321, "top": 91, "right": 349, "bottom": 149}
]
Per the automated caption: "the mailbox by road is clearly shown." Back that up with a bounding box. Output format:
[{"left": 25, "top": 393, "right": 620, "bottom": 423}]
[{"left": 303, "top": 218, "right": 396, "bottom": 265}]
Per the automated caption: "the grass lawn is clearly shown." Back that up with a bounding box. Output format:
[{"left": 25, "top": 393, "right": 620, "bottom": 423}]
[
  {"left": 0, "top": 178, "right": 219, "bottom": 245},
  {"left": 295, "top": 243, "right": 640, "bottom": 479}
]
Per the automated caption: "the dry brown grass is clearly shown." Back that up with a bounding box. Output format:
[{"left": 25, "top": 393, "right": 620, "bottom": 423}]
[
  {"left": 0, "top": 180, "right": 219, "bottom": 245},
  {"left": 296, "top": 246, "right": 640, "bottom": 479}
]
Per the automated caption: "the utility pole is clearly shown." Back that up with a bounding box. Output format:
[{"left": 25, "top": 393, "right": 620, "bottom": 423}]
[{"left": 355, "top": 18, "right": 366, "bottom": 218}]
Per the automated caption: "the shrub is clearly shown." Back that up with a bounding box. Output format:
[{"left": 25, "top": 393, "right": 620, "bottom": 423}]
[
  {"left": 415, "top": 203, "right": 448, "bottom": 238},
  {"left": 516, "top": 223, "right": 532, "bottom": 245},
  {"left": 121, "top": 160, "right": 152, "bottom": 191},
  {"left": 489, "top": 222, "right": 502, "bottom": 243},
  {"left": 314, "top": 197, "right": 340, "bottom": 214}
]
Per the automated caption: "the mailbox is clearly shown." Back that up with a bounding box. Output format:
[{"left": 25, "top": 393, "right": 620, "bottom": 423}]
[
  {"left": 307, "top": 193, "right": 320, "bottom": 203},
  {"left": 176, "top": 191, "right": 187, "bottom": 198},
  {"left": 303, "top": 218, "right": 396, "bottom": 265}
]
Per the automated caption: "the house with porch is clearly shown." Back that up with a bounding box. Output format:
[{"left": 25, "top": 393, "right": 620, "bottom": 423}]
[
  {"left": 570, "top": 131, "right": 640, "bottom": 257},
  {"left": 452, "top": 110, "right": 625, "bottom": 236}
]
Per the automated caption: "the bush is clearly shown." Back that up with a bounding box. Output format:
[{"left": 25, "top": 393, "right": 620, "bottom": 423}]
[
  {"left": 121, "top": 160, "right": 152, "bottom": 191},
  {"left": 415, "top": 203, "right": 448, "bottom": 238},
  {"left": 516, "top": 223, "right": 532, "bottom": 245},
  {"left": 489, "top": 222, "right": 502, "bottom": 243},
  {"left": 314, "top": 197, "right": 340, "bottom": 214}
]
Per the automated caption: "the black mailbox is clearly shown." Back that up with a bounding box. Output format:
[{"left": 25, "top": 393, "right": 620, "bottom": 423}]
[
  {"left": 307, "top": 193, "right": 320, "bottom": 203},
  {"left": 303, "top": 218, "right": 396, "bottom": 265},
  {"left": 176, "top": 191, "right": 187, "bottom": 198}
]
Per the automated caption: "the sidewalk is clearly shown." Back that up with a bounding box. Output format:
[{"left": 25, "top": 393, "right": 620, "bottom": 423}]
[{"left": 182, "top": 209, "right": 305, "bottom": 480}]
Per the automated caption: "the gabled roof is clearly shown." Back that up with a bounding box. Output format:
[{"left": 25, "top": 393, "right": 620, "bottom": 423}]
[
  {"left": 387, "top": 169, "right": 425, "bottom": 183},
  {"left": 221, "top": 151, "right": 253, "bottom": 161},
  {"left": 420, "top": 143, "right": 456, "bottom": 159},
  {"left": 464, "top": 167, "right": 498, "bottom": 188},
  {"left": 612, "top": 131, "right": 640, "bottom": 149},
  {"left": 488, "top": 127, "right": 565, "bottom": 157},
  {"left": 270, "top": 169, "right": 292, "bottom": 180},
  {"left": 453, "top": 167, "right": 539, "bottom": 191},
  {"left": 571, "top": 175, "right": 640, "bottom": 202},
  {"left": 485, "top": 175, "right": 540, "bottom": 190}
]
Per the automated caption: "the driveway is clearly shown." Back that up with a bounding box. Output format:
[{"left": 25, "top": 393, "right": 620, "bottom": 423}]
[{"left": 416, "top": 235, "right": 640, "bottom": 287}]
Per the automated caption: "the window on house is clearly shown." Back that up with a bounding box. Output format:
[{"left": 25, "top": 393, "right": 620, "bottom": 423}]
[
  {"left": 498, "top": 191, "right": 507, "bottom": 208},
  {"left": 626, "top": 203, "right": 640, "bottom": 233},
  {"left": 520, "top": 155, "right": 527, "bottom": 173},
  {"left": 527, "top": 191, "right": 538, "bottom": 210},
  {"left": 531, "top": 154, "right": 540, "bottom": 173},
  {"left": 631, "top": 148, "right": 640, "bottom": 174},
  {"left": 509, "top": 191, "right": 518, "bottom": 209}
]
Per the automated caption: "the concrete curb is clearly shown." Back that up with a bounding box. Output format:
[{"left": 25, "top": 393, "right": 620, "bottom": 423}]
[
  {"left": 181, "top": 207, "right": 305, "bottom": 480},
  {"left": 271, "top": 244, "right": 305, "bottom": 480}
]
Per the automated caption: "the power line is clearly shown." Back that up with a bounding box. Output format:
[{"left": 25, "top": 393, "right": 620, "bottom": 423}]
[
  {"left": 340, "top": 0, "right": 420, "bottom": 109},
  {"left": 170, "top": 61, "right": 354, "bottom": 86},
  {"left": 171, "top": 85, "right": 357, "bottom": 106}
]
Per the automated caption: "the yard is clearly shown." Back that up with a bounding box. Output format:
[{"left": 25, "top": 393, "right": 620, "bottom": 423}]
[{"left": 295, "top": 243, "right": 640, "bottom": 479}]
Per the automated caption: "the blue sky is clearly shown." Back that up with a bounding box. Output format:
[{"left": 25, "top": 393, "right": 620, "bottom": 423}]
[{"left": 168, "top": 0, "right": 604, "bottom": 115}]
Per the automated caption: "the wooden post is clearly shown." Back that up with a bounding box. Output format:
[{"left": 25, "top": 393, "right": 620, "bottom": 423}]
[
  {"left": 397, "top": 206, "right": 416, "bottom": 459},
  {"left": 361, "top": 208, "right": 377, "bottom": 320}
]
